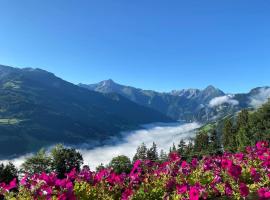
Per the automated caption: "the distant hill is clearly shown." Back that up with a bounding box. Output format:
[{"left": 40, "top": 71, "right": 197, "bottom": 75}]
[
  {"left": 80, "top": 80, "right": 270, "bottom": 122},
  {"left": 0, "top": 65, "right": 172, "bottom": 158}
]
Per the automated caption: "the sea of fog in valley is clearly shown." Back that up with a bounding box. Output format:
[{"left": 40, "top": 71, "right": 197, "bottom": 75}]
[{"left": 1, "top": 122, "right": 200, "bottom": 170}]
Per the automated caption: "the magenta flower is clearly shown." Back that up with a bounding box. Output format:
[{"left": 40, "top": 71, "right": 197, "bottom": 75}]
[
  {"left": 221, "top": 159, "right": 232, "bottom": 169},
  {"left": 225, "top": 182, "right": 233, "bottom": 196},
  {"left": 5, "top": 178, "right": 17, "bottom": 191},
  {"left": 169, "top": 152, "right": 181, "bottom": 162},
  {"left": 258, "top": 188, "right": 270, "bottom": 199},
  {"left": 239, "top": 183, "right": 249, "bottom": 197},
  {"left": 189, "top": 186, "right": 200, "bottom": 200},
  {"left": 121, "top": 188, "right": 133, "bottom": 200},
  {"left": 176, "top": 184, "right": 188, "bottom": 194},
  {"left": 228, "top": 164, "right": 242, "bottom": 180}
]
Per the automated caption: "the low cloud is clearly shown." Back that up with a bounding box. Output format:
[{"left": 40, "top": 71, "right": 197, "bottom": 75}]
[
  {"left": 0, "top": 123, "right": 200, "bottom": 171},
  {"left": 79, "top": 122, "right": 200, "bottom": 170},
  {"left": 249, "top": 88, "right": 270, "bottom": 108},
  {"left": 0, "top": 154, "right": 33, "bottom": 169},
  {"left": 209, "top": 95, "right": 239, "bottom": 108}
]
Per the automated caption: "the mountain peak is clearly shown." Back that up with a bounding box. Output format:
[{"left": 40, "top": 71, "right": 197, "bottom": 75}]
[
  {"left": 204, "top": 85, "right": 217, "bottom": 91},
  {"left": 100, "top": 79, "right": 117, "bottom": 87}
]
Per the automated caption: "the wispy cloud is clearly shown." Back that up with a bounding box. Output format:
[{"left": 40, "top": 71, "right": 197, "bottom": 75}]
[
  {"left": 249, "top": 88, "right": 270, "bottom": 108},
  {"left": 209, "top": 95, "right": 239, "bottom": 108}
]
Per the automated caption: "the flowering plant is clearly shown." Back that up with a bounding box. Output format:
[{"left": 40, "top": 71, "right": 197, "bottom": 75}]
[{"left": 1, "top": 141, "right": 270, "bottom": 199}]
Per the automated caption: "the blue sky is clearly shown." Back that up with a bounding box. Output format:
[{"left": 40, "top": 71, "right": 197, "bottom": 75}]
[{"left": 0, "top": 0, "right": 269, "bottom": 93}]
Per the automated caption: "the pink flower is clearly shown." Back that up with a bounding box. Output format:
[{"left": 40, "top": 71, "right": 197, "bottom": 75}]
[
  {"left": 176, "top": 184, "right": 188, "bottom": 194},
  {"left": 250, "top": 167, "right": 260, "bottom": 182},
  {"left": 189, "top": 186, "right": 200, "bottom": 200},
  {"left": 5, "top": 178, "right": 17, "bottom": 191},
  {"left": 258, "top": 188, "right": 270, "bottom": 199},
  {"left": 225, "top": 182, "right": 233, "bottom": 196},
  {"left": 256, "top": 141, "right": 269, "bottom": 150},
  {"left": 239, "top": 183, "right": 249, "bottom": 197},
  {"left": 121, "top": 188, "right": 133, "bottom": 200},
  {"left": 191, "top": 158, "right": 198, "bottom": 167},
  {"left": 228, "top": 164, "right": 242, "bottom": 180},
  {"left": 221, "top": 159, "right": 232, "bottom": 169},
  {"left": 169, "top": 152, "right": 181, "bottom": 162}
]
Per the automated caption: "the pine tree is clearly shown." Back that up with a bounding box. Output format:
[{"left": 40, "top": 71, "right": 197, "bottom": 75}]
[
  {"left": 159, "top": 149, "right": 168, "bottom": 162},
  {"left": 133, "top": 143, "right": 147, "bottom": 162},
  {"left": 147, "top": 142, "right": 158, "bottom": 161},
  {"left": 209, "top": 129, "right": 222, "bottom": 154},
  {"left": 177, "top": 139, "right": 186, "bottom": 156},
  {"left": 194, "top": 132, "right": 209, "bottom": 155},
  {"left": 172, "top": 143, "right": 177, "bottom": 152},
  {"left": 222, "top": 118, "right": 236, "bottom": 152}
]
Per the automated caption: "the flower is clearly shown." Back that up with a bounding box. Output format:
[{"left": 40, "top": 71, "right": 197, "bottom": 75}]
[
  {"left": 189, "top": 186, "right": 200, "bottom": 200},
  {"left": 5, "top": 178, "right": 17, "bottom": 191},
  {"left": 169, "top": 152, "right": 181, "bottom": 162},
  {"left": 221, "top": 159, "right": 232, "bottom": 169},
  {"left": 239, "top": 183, "right": 249, "bottom": 197},
  {"left": 225, "top": 182, "right": 233, "bottom": 196},
  {"left": 176, "top": 184, "right": 188, "bottom": 194},
  {"left": 250, "top": 167, "right": 261, "bottom": 182},
  {"left": 228, "top": 164, "right": 242, "bottom": 180},
  {"left": 258, "top": 188, "right": 270, "bottom": 199}
]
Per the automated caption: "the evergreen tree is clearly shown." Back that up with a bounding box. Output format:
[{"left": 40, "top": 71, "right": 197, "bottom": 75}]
[
  {"left": 209, "top": 129, "right": 221, "bottom": 154},
  {"left": 133, "top": 143, "right": 147, "bottom": 162},
  {"left": 159, "top": 150, "right": 168, "bottom": 162},
  {"left": 22, "top": 148, "right": 52, "bottom": 175},
  {"left": 147, "top": 142, "right": 158, "bottom": 161},
  {"left": 194, "top": 131, "right": 209, "bottom": 154},
  {"left": 236, "top": 109, "right": 249, "bottom": 130},
  {"left": 0, "top": 162, "right": 18, "bottom": 184},
  {"left": 177, "top": 139, "right": 186, "bottom": 157},
  {"left": 171, "top": 143, "right": 177, "bottom": 152},
  {"left": 222, "top": 118, "right": 236, "bottom": 152}
]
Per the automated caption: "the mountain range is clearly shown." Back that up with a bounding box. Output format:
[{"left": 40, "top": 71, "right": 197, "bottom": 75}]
[
  {"left": 0, "top": 65, "right": 171, "bottom": 158},
  {"left": 0, "top": 64, "right": 269, "bottom": 158},
  {"left": 79, "top": 80, "right": 270, "bottom": 122}
]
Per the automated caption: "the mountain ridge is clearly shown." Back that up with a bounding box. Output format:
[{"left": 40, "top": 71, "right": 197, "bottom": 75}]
[
  {"left": 80, "top": 80, "right": 270, "bottom": 122},
  {"left": 0, "top": 64, "right": 173, "bottom": 158}
]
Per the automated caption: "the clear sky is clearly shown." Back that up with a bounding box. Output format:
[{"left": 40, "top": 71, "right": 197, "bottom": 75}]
[{"left": 0, "top": 0, "right": 269, "bottom": 93}]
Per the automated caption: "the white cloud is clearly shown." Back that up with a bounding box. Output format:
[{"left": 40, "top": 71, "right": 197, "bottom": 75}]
[
  {"left": 209, "top": 95, "right": 239, "bottom": 108},
  {"left": 249, "top": 88, "right": 270, "bottom": 108},
  {"left": 80, "top": 122, "right": 200, "bottom": 170},
  {"left": 0, "top": 123, "right": 200, "bottom": 171},
  {"left": 0, "top": 154, "right": 33, "bottom": 169}
]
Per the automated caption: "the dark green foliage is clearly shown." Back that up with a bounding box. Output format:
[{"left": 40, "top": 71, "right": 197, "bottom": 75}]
[
  {"left": 0, "top": 162, "right": 18, "bottom": 184},
  {"left": 193, "top": 132, "right": 209, "bottom": 154},
  {"left": 21, "top": 149, "right": 52, "bottom": 175},
  {"left": 147, "top": 142, "right": 158, "bottom": 161},
  {"left": 177, "top": 139, "right": 186, "bottom": 157},
  {"left": 108, "top": 155, "right": 132, "bottom": 174},
  {"left": 159, "top": 150, "right": 168, "bottom": 162},
  {"left": 133, "top": 143, "right": 147, "bottom": 162},
  {"left": 249, "top": 99, "right": 270, "bottom": 141},
  {"left": 222, "top": 118, "right": 236, "bottom": 152},
  {"left": 51, "top": 145, "right": 83, "bottom": 178},
  {"left": 208, "top": 129, "right": 222, "bottom": 154}
]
